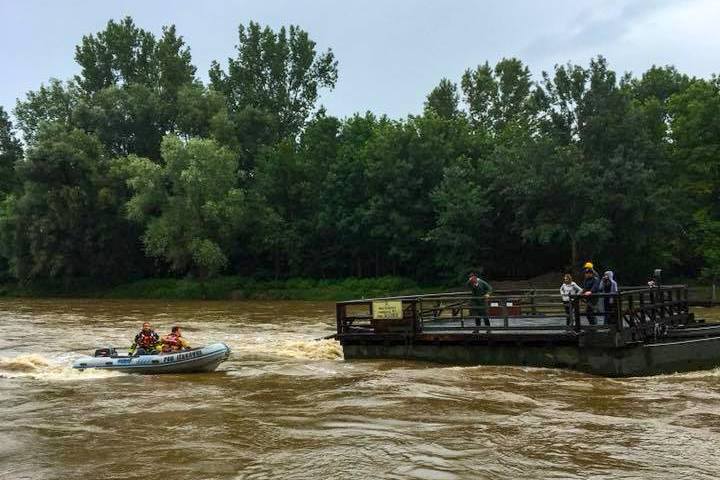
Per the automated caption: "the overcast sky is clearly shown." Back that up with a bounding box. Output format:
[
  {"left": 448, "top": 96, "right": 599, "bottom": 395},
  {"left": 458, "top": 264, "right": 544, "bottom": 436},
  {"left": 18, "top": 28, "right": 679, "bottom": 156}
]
[{"left": 2, "top": 0, "right": 719, "bottom": 121}]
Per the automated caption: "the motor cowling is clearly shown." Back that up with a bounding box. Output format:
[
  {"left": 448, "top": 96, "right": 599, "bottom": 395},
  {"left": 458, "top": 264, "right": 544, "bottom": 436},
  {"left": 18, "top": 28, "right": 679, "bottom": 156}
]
[{"left": 93, "top": 347, "right": 117, "bottom": 357}]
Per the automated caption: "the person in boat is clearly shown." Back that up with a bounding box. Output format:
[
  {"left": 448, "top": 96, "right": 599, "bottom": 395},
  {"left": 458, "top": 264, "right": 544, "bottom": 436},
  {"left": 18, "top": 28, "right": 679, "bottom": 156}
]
[
  {"left": 129, "top": 322, "right": 161, "bottom": 355},
  {"left": 559, "top": 273, "right": 582, "bottom": 326},
  {"left": 467, "top": 272, "right": 492, "bottom": 326},
  {"left": 161, "top": 326, "right": 191, "bottom": 353},
  {"left": 598, "top": 271, "right": 619, "bottom": 324},
  {"left": 581, "top": 264, "right": 601, "bottom": 325}
]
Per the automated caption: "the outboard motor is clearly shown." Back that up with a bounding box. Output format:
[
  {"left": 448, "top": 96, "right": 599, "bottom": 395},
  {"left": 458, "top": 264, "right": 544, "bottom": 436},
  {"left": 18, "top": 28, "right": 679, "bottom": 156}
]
[{"left": 93, "top": 347, "right": 117, "bottom": 357}]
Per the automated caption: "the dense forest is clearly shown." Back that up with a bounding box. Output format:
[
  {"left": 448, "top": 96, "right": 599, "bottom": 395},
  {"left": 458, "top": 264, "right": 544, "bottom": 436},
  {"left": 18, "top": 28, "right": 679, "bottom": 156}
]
[{"left": 1, "top": 17, "right": 719, "bottom": 289}]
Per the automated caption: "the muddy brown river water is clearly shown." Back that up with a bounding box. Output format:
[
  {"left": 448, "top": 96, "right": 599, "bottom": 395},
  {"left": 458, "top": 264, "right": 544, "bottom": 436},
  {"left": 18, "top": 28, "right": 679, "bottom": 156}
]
[{"left": 1, "top": 299, "right": 720, "bottom": 479}]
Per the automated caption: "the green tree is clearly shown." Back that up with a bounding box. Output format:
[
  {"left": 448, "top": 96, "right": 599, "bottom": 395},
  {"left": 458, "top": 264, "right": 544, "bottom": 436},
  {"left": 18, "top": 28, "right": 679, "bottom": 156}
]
[
  {"left": 317, "top": 113, "right": 376, "bottom": 277},
  {"left": 8, "top": 124, "right": 134, "bottom": 283},
  {"left": 74, "top": 17, "right": 195, "bottom": 95},
  {"left": 209, "top": 22, "right": 338, "bottom": 140},
  {"left": 71, "top": 17, "right": 197, "bottom": 160},
  {"left": 125, "top": 135, "right": 245, "bottom": 278},
  {"left": 429, "top": 156, "right": 493, "bottom": 275},
  {"left": 461, "top": 58, "right": 536, "bottom": 135},
  {"left": 519, "top": 57, "right": 675, "bottom": 274},
  {"left": 176, "top": 83, "right": 225, "bottom": 138},
  {"left": 14, "top": 79, "right": 78, "bottom": 145},
  {"left": 208, "top": 106, "right": 277, "bottom": 175},
  {"left": 0, "top": 107, "right": 22, "bottom": 195},
  {"left": 249, "top": 113, "right": 342, "bottom": 277},
  {"left": 425, "top": 78, "right": 460, "bottom": 119},
  {"left": 668, "top": 78, "right": 720, "bottom": 277},
  {"left": 73, "top": 84, "right": 165, "bottom": 159},
  {"left": 0, "top": 108, "right": 23, "bottom": 280}
]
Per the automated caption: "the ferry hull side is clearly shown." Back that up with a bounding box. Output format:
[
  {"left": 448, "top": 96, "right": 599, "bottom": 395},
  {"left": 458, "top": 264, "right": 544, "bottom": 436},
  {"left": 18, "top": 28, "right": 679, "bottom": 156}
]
[{"left": 340, "top": 336, "right": 720, "bottom": 377}]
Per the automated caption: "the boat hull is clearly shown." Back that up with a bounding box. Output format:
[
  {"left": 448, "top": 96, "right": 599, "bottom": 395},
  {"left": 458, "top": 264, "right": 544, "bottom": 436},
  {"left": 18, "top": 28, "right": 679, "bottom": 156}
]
[
  {"left": 73, "top": 342, "right": 231, "bottom": 374},
  {"left": 340, "top": 335, "right": 720, "bottom": 377}
]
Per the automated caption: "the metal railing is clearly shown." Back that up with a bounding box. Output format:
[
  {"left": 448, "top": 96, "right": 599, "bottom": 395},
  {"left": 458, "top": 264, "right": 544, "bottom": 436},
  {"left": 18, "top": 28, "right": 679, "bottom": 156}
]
[{"left": 336, "top": 285, "right": 694, "bottom": 342}]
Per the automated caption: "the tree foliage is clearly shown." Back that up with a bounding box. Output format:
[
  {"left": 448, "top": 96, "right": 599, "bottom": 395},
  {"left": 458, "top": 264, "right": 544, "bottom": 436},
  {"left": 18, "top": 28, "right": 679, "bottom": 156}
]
[
  {"left": 6, "top": 124, "right": 137, "bottom": 283},
  {"left": 3, "top": 17, "right": 720, "bottom": 288},
  {"left": 209, "top": 22, "right": 338, "bottom": 140},
  {"left": 0, "top": 107, "right": 22, "bottom": 195},
  {"left": 125, "top": 136, "right": 244, "bottom": 278}
]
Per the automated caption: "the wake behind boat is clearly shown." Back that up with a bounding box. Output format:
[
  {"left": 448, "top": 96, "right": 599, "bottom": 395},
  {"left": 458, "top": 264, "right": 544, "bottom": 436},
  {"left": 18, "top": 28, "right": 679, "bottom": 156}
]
[{"left": 73, "top": 342, "right": 231, "bottom": 374}]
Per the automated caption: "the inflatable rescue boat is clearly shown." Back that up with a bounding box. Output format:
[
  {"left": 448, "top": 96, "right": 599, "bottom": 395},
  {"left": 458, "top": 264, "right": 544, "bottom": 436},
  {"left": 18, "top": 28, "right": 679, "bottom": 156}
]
[{"left": 72, "top": 343, "right": 231, "bottom": 374}]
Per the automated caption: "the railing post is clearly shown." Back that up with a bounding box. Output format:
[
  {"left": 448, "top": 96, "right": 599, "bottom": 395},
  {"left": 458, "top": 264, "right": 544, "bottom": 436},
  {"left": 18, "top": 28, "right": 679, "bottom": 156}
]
[
  {"left": 530, "top": 289, "right": 537, "bottom": 316},
  {"left": 638, "top": 291, "right": 646, "bottom": 337},
  {"left": 459, "top": 297, "right": 464, "bottom": 328},
  {"left": 572, "top": 295, "right": 581, "bottom": 331},
  {"left": 410, "top": 300, "right": 419, "bottom": 333},
  {"left": 650, "top": 288, "right": 657, "bottom": 335},
  {"left": 503, "top": 301, "right": 509, "bottom": 328},
  {"left": 658, "top": 289, "right": 665, "bottom": 322},
  {"left": 336, "top": 303, "right": 346, "bottom": 335},
  {"left": 616, "top": 292, "right": 623, "bottom": 332}
]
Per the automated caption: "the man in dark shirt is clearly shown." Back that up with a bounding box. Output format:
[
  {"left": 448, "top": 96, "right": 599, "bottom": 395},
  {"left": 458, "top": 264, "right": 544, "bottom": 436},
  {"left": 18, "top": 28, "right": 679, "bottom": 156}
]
[
  {"left": 581, "top": 268, "right": 601, "bottom": 325},
  {"left": 468, "top": 272, "right": 492, "bottom": 326}
]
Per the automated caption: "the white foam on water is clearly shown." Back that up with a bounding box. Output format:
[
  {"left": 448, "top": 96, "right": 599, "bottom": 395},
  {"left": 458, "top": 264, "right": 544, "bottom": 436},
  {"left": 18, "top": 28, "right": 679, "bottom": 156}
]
[
  {"left": 272, "top": 339, "right": 343, "bottom": 360},
  {"left": 0, "top": 354, "right": 125, "bottom": 381},
  {"left": 230, "top": 337, "right": 343, "bottom": 361}
]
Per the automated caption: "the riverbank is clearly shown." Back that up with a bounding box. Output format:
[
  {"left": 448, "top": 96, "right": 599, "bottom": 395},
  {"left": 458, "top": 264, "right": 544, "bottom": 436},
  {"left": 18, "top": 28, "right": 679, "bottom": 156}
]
[
  {"left": 0, "top": 276, "right": 442, "bottom": 301},
  {"left": 2, "top": 274, "right": 714, "bottom": 303}
]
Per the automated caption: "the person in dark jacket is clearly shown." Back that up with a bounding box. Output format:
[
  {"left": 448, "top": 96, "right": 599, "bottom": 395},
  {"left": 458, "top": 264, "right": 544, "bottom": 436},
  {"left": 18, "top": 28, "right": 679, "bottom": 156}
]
[
  {"left": 129, "top": 322, "right": 160, "bottom": 355},
  {"left": 581, "top": 268, "right": 601, "bottom": 325},
  {"left": 467, "top": 272, "right": 492, "bottom": 326}
]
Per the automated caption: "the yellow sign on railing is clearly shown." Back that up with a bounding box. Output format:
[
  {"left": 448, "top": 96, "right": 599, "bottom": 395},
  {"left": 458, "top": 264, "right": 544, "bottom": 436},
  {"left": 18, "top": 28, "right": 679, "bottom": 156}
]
[{"left": 372, "top": 300, "right": 403, "bottom": 320}]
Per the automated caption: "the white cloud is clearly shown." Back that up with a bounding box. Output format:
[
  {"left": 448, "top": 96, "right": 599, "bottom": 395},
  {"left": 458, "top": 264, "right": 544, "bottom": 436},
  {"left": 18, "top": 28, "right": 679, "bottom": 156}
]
[{"left": 618, "top": 0, "right": 720, "bottom": 77}]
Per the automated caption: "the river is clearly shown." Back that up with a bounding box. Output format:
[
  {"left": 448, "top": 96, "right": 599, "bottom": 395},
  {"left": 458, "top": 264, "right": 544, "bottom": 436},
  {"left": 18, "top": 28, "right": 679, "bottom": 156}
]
[{"left": 1, "top": 299, "right": 719, "bottom": 479}]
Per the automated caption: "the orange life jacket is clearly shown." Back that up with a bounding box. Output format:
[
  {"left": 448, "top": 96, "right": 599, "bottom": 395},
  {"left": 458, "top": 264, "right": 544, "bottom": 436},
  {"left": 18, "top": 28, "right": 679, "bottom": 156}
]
[
  {"left": 135, "top": 330, "right": 159, "bottom": 348},
  {"left": 161, "top": 333, "right": 182, "bottom": 353}
]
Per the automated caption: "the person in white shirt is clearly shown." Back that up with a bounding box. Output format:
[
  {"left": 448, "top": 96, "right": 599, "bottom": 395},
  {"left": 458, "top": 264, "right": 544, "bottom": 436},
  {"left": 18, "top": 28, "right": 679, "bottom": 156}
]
[{"left": 559, "top": 273, "right": 582, "bottom": 326}]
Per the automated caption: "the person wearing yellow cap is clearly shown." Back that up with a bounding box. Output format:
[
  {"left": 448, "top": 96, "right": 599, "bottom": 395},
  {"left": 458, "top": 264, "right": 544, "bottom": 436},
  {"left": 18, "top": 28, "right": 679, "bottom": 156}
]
[
  {"left": 581, "top": 264, "right": 601, "bottom": 324},
  {"left": 583, "top": 261, "right": 599, "bottom": 277}
]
